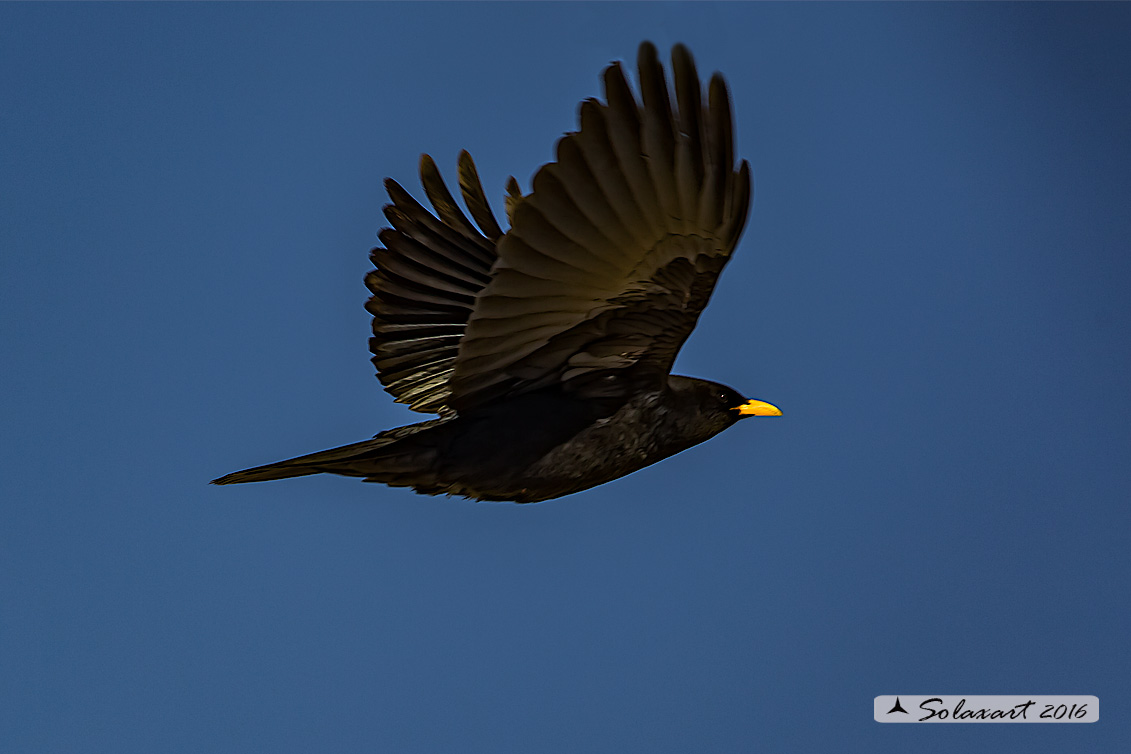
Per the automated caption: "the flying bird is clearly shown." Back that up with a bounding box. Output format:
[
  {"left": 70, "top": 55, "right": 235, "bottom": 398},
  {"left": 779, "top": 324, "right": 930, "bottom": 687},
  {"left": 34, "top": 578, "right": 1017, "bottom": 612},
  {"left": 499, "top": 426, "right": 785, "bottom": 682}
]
[{"left": 212, "top": 41, "right": 780, "bottom": 503}]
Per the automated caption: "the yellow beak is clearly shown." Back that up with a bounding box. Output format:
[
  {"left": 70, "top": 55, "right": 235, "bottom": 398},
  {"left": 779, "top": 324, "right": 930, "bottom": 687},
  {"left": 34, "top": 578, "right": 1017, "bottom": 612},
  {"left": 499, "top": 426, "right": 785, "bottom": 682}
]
[{"left": 736, "top": 399, "right": 782, "bottom": 417}]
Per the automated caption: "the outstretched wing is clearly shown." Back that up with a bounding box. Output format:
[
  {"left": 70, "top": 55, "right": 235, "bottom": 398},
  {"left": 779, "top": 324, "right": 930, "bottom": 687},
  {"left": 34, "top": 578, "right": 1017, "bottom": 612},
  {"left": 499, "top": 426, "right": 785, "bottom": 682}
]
[
  {"left": 365, "top": 152, "right": 502, "bottom": 415},
  {"left": 448, "top": 42, "right": 751, "bottom": 412}
]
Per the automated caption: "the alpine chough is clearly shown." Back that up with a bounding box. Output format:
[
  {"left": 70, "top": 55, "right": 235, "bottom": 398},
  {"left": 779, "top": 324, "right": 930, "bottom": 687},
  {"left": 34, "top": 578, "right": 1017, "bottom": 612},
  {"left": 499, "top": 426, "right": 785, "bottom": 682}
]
[{"left": 212, "top": 42, "right": 781, "bottom": 503}]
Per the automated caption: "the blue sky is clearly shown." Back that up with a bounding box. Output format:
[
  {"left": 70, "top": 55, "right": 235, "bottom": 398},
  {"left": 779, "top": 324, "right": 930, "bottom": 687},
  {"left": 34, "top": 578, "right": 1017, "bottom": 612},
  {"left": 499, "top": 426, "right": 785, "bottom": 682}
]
[{"left": 2, "top": 3, "right": 1130, "bottom": 752}]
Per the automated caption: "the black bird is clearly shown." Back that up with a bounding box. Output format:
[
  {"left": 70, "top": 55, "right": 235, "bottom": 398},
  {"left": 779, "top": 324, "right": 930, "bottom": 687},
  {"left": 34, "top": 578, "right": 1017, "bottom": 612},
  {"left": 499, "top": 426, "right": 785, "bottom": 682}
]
[{"left": 212, "top": 42, "right": 780, "bottom": 503}]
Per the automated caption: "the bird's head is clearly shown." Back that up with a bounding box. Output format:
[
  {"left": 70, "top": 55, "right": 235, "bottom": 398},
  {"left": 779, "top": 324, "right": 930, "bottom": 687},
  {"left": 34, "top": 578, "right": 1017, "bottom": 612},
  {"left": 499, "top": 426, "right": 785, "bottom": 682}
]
[
  {"left": 667, "top": 376, "right": 781, "bottom": 440},
  {"left": 711, "top": 382, "right": 781, "bottom": 419}
]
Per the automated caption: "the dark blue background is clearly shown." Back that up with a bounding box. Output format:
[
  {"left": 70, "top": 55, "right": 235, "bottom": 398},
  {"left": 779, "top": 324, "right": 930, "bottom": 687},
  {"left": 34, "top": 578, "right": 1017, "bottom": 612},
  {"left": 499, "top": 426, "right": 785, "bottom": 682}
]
[{"left": 3, "top": 4, "right": 1128, "bottom": 752}]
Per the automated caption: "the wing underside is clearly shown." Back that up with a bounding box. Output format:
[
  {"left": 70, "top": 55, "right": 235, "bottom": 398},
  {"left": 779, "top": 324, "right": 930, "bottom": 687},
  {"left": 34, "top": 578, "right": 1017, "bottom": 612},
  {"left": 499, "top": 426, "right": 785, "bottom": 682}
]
[{"left": 365, "top": 152, "right": 501, "bottom": 415}]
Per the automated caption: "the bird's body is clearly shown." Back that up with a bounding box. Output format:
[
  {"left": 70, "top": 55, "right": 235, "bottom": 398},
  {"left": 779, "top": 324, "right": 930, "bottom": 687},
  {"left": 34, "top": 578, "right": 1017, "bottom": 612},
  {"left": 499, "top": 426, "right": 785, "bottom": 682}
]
[
  {"left": 215, "top": 376, "right": 751, "bottom": 502},
  {"left": 213, "top": 42, "right": 780, "bottom": 502}
]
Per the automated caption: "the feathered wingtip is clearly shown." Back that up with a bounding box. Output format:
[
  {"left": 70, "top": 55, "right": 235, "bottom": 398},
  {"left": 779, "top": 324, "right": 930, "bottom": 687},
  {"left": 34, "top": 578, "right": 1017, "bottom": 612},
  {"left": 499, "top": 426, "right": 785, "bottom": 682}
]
[
  {"left": 504, "top": 175, "right": 523, "bottom": 226},
  {"left": 365, "top": 152, "right": 506, "bottom": 416},
  {"left": 458, "top": 150, "right": 503, "bottom": 241}
]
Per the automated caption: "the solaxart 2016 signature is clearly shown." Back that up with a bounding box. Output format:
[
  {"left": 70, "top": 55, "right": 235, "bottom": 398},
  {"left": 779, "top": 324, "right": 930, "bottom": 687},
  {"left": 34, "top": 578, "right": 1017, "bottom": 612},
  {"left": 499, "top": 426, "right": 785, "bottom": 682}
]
[
  {"left": 917, "top": 697, "right": 1090, "bottom": 722},
  {"left": 873, "top": 695, "right": 1098, "bottom": 723}
]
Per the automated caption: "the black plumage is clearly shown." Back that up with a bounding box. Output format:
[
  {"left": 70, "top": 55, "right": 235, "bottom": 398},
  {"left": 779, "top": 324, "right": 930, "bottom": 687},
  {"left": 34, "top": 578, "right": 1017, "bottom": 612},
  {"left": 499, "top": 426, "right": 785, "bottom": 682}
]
[{"left": 212, "top": 42, "right": 780, "bottom": 503}]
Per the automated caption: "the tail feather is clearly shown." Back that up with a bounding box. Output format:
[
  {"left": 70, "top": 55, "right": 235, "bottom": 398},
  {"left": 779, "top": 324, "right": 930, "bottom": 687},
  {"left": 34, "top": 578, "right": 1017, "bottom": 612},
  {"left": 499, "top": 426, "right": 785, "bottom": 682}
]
[
  {"left": 210, "top": 438, "right": 387, "bottom": 485},
  {"left": 211, "top": 418, "right": 450, "bottom": 486}
]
